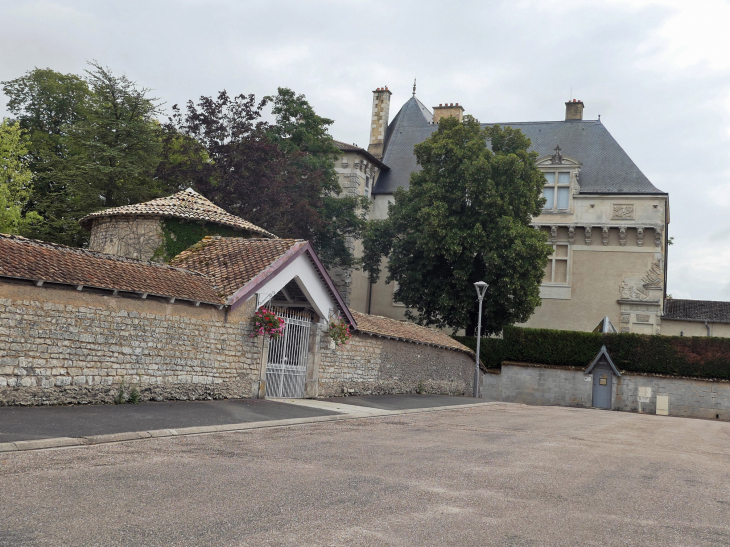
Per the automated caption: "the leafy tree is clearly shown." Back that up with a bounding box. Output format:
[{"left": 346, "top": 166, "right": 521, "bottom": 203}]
[
  {"left": 63, "top": 63, "right": 168, "bottom": 214},
  {"left": 362, "top": 115, "right": 551, "bottom": 335},
  {"left": 1, "top": 68, "right": 90, "bottom": 245},
  {"left": 0, "top": 119, "right": 42, "bottom": 233},
  {"left": 2, "top": 63, "right": 171, "bottom": 246},
  {"left": 162, "top": 88, "right": 368, "bottom": 268}
]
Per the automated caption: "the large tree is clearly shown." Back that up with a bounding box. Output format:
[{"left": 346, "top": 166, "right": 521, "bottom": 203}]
[
  {"left": 1, "top": 68, "right": 90, "bottom": 245},
  {"left": 0, "top": 119, "right": 42, "bottom": 233},
  {"left": 161, "top": 88, "right": 368, "bottom": 268},
  {"left": 2, "top": 64, "right": 171, "bottom": 246},
  {"left": 362, "top": 115, "right": 551, "bottom": 335}
]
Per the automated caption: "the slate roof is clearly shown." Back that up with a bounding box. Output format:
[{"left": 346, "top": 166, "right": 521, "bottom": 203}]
[
  {"left": 79, "top": 188, "right": 277, "bottom": 238},
  {"left": 663, "top": 299, "right": 730, "bottom": 324},
  {"left": 0, "top": 234, "right": 223, "bottom": 305},
  {"left": 373, "top": 97, "right": 664, "bottom": 195},
  {"left": 351, "top": 310, "right": 473, "bottom": 355},
  {"left": 333, "top": 140, "right": 390, "bottom": 171},
  {"left": 170, "top": 237, "right": 304, "bottom": 299}
]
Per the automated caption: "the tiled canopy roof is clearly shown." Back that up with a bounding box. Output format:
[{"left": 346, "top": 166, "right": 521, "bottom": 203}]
[
  {"left": 79, "top": 188, "right": 277, "bottom": 238},
  {"left": 351, "top": 311, "right": 473, "bottom": 355},
  {"left": 663, "top": 299, "right": 730, "bottom": 324},
  {"left": 0, "top": 234, "right": 223, "bottom": 305},
  {"left": 170, "top": 237, "right": 305, "bottom": 299},
  {"left": 373, "top": 96, "right": 664, "bottom": 196}
]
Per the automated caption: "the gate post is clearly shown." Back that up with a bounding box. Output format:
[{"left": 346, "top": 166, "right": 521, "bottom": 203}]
[
  {"left": 256, "top": 336, "right": 269, "bottom": 399},
  {"left": 304, "top": 319, "right": 322, "bottom": 398}
]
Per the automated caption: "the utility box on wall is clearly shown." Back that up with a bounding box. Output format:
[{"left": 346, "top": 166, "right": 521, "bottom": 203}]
[{"left": 656, "top": 395, "right": 669, "bottom": 416}]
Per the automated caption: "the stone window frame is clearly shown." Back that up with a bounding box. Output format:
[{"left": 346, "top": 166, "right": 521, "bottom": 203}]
[
  {"left": 541, "top": 169, "right": 573, "bottom": 212},
  {"left": 543, "top": 242, "right": 571, "bottom": 286}
]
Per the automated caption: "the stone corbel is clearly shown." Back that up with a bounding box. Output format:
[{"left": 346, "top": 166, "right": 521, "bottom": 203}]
[
  {"left": 585, "top": 226, "right": 592, "bottom": 246},
  {"left": 619, "top": 226, "right": 627, "bottom": 247},
  {"left": 602, "top": 226, "right": 609, "bottom": 246},
  {"left": 654, "top": 226, "right": 663, "bottom": 248},
  {"left": 568, "top": 226, "right": 575, "bottom": 245},
  {"left": 637, "top": 227, "right": 644, "bottom": 247},
  {"left": 550, "top": 226, "right": 558, "bottom": 244}
]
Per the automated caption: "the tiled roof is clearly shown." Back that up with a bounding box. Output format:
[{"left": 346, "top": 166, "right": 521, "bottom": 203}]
[
  {"left": 170, "top": 237, "right": 305, "bottom": 299},
  {"left": 333, "top": 140, "right": 390, "bottom": 171},
  {"left": 663, "top": 299, "right": 730, "bottom": 324},
  {"left": 373, "top": 97, "right": 664, "bottom": 195},
  {"left": 0, "top": 234, "right": 223, "bottom": 305},
  {"left": 79, "top": 188, "right": 277, "bottom": 238},
  {"left": 351, "top": 310, "right": 474, "bottom": 355}
]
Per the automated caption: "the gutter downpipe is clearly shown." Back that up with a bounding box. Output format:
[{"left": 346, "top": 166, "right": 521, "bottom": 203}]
[{"left": 705, "top": 320, "right": 711, "bottom": 337}]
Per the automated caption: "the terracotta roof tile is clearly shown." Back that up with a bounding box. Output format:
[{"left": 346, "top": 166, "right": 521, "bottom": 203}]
[
  {"left": 351, "top": 311, "right": 474, "bottom": 355},
  {"left": 170, "top": 237, "right": 304, "bottom": 299},
  {"left": 79, "top": 188, "right": 277, "bottom": 238},
  {"left": 0, "top": 234, "right": 223, "bottom": 304}
]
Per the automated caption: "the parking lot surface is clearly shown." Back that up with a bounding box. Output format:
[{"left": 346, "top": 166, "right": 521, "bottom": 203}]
[{"left": 1, "top": 403, "right": 729, "bottom": 546}]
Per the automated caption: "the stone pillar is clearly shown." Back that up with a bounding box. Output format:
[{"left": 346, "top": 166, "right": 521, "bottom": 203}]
[
  {"left": 305, "top": 321, "right": 323, "bottom": 398},
  {"left": 256, "top": 337, "right": 269, "bottom": 398}
]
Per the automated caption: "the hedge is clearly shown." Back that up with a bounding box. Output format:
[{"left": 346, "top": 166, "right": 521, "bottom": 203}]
[{"left": 454, "top": 326, "right": 730, "bottom": 381}]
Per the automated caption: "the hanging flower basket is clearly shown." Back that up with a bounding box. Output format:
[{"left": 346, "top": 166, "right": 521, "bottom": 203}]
[
  {"left": 327, "top": 316, "right": 352, "bottom": 347},
  {"left": 252, "top": 308, "right": 285, "bottom": 339}
]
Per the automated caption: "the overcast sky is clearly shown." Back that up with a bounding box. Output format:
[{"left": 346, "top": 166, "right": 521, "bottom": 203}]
[{"left": 2, "top": 0, "right": 730, "bottom": 301}]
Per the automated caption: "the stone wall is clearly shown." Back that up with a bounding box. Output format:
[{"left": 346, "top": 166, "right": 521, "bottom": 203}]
[
  {"left": 483, "top": 363, "right": 730, "bottom": 420},
  {"left": 317, "top": 332, "right": 477, "bottom": 397},
  {"left": 88, "top": 217, "right": 163, "bottom": 262},
  {"left": 0, "top": 281, "right": 262, "bottom": 405}
]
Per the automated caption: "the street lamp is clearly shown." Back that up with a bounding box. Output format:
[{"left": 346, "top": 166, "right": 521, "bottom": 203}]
[{"left": 473, "top": 281, "right": 488, "bottom": 398}]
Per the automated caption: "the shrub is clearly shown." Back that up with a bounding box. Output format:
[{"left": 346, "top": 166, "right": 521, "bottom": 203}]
[{"left": 454, "top": 326, "right": 730, "bottom": 381}]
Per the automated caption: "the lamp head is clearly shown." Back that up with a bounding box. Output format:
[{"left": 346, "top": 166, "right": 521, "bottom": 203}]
[{"left": 474, "top": 281, "right": 488, "bottom": 299}]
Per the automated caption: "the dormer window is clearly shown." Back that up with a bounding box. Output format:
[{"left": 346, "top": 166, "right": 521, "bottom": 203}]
[{"left": 543, "top": 172, "right": 571, "bottom": 211}]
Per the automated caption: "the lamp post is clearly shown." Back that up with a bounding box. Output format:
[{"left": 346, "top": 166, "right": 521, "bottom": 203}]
[{"left": 473, "top": 281, "right": 488, "bottom": 398}]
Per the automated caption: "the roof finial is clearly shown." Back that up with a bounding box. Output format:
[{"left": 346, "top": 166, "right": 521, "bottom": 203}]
[{"left": 412, "top": 78, "right": 416, "bottom": 96}]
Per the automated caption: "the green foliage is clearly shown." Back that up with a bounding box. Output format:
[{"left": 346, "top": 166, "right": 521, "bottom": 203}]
[
  {"left": 2, "top": 68, "right": 91, "bottom": 245},
  {"left": 362, "top": 116, "right": 550, "bottom": 334},
  {"left": 0, "top": 119, "right": 42, "bottom": 233},
  {"left": 128, "top": 386, "right": 141, "bottom": 404},
  {"left": 455, "top": 326, "right": 730, "bottom": 380},
  {"left": 114, "top": 381, "right": 127, "bottom": 404},
  {"left": 156, "top": 218, "right": 246, "bottom": 262}
]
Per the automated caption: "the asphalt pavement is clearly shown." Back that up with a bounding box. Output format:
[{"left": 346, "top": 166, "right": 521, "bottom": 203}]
[
  {"left": 2, "top": 404, "right": 728, "bottom": 546},
  {"left": 0, "top": 394, "right": 476, "bottom": 443}
]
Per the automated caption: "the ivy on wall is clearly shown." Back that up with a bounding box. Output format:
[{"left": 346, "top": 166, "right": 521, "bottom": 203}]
[{"left": 155, "top": 218, "right": 248, "bottom": 262}]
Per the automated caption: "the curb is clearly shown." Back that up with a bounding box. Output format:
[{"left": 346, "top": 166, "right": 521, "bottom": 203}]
[{"left": 0, "top": 401, "right": 502, "bottom": 453}]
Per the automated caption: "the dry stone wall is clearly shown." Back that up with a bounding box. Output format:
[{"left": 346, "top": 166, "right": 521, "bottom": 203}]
[
  {"left": 0, "top": 282, "right": 261, "bottom": 405},
  {"left": 318, "top": 332, "right": 476, "bottom": 397}
]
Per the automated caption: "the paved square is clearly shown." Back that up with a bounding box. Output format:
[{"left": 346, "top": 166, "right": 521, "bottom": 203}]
[{"left": 1, "top": 403, "right": 729, "bottom": 546}]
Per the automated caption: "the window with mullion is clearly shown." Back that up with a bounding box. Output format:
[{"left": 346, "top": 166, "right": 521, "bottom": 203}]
[
  {"left": 542, "top": 171, "right": 571, "bottom": 211},
  {"left": 543, "top": 243, "right": 569, "bottom": 284}
]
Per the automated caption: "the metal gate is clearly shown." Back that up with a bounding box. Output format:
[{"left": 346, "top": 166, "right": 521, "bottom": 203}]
[{"left": 265, "top": 308, "right": 312, "bottom": 398}]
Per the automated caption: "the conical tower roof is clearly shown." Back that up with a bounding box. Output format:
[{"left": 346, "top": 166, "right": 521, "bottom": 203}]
[{"left": 79, "top": 188, "right": 277, "bottom": 238}]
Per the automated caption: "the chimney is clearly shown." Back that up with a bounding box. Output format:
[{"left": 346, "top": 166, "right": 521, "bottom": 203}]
[
  {"left": 565, "top": 99, "right": 584, "bottom": 120},
  {"left": 368, "top": 86, "right": 392, "bottom": 159},
  {"left": 432, "top": 102, "right": 464, "bottom": 124}
]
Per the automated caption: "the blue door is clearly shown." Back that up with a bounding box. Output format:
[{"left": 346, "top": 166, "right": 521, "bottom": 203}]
[{"left": 592, "top": 364, "right": 612, "bottom": 409}]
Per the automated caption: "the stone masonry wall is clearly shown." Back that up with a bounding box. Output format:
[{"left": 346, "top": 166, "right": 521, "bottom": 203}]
[
  {"left": 0, "top": 282, "right": 262, "bottom": 405},
  {"left": 317, "top": 332, "right": 477, "bottom": 397},
  {"left": 88, "top": 217, "right": 163, "bottom": 262},
  {"left": 483, "top": 363, "right": 730, "bottom": 420}
]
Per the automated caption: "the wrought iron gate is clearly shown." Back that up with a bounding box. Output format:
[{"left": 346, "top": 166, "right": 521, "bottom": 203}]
[{"left": 265, "top": 309, "right": 312, "bottom": 398}]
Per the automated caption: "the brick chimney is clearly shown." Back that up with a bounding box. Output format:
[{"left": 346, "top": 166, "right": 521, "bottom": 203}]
[
  {"left": 368, "top": 86, "right": 392, "bottom": 159},
  {"left": 432, "top": 103, "right": 464, "bottom": 124},
  {"left": 565, "top": 99, "right": 584, "bottom": 120}
]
